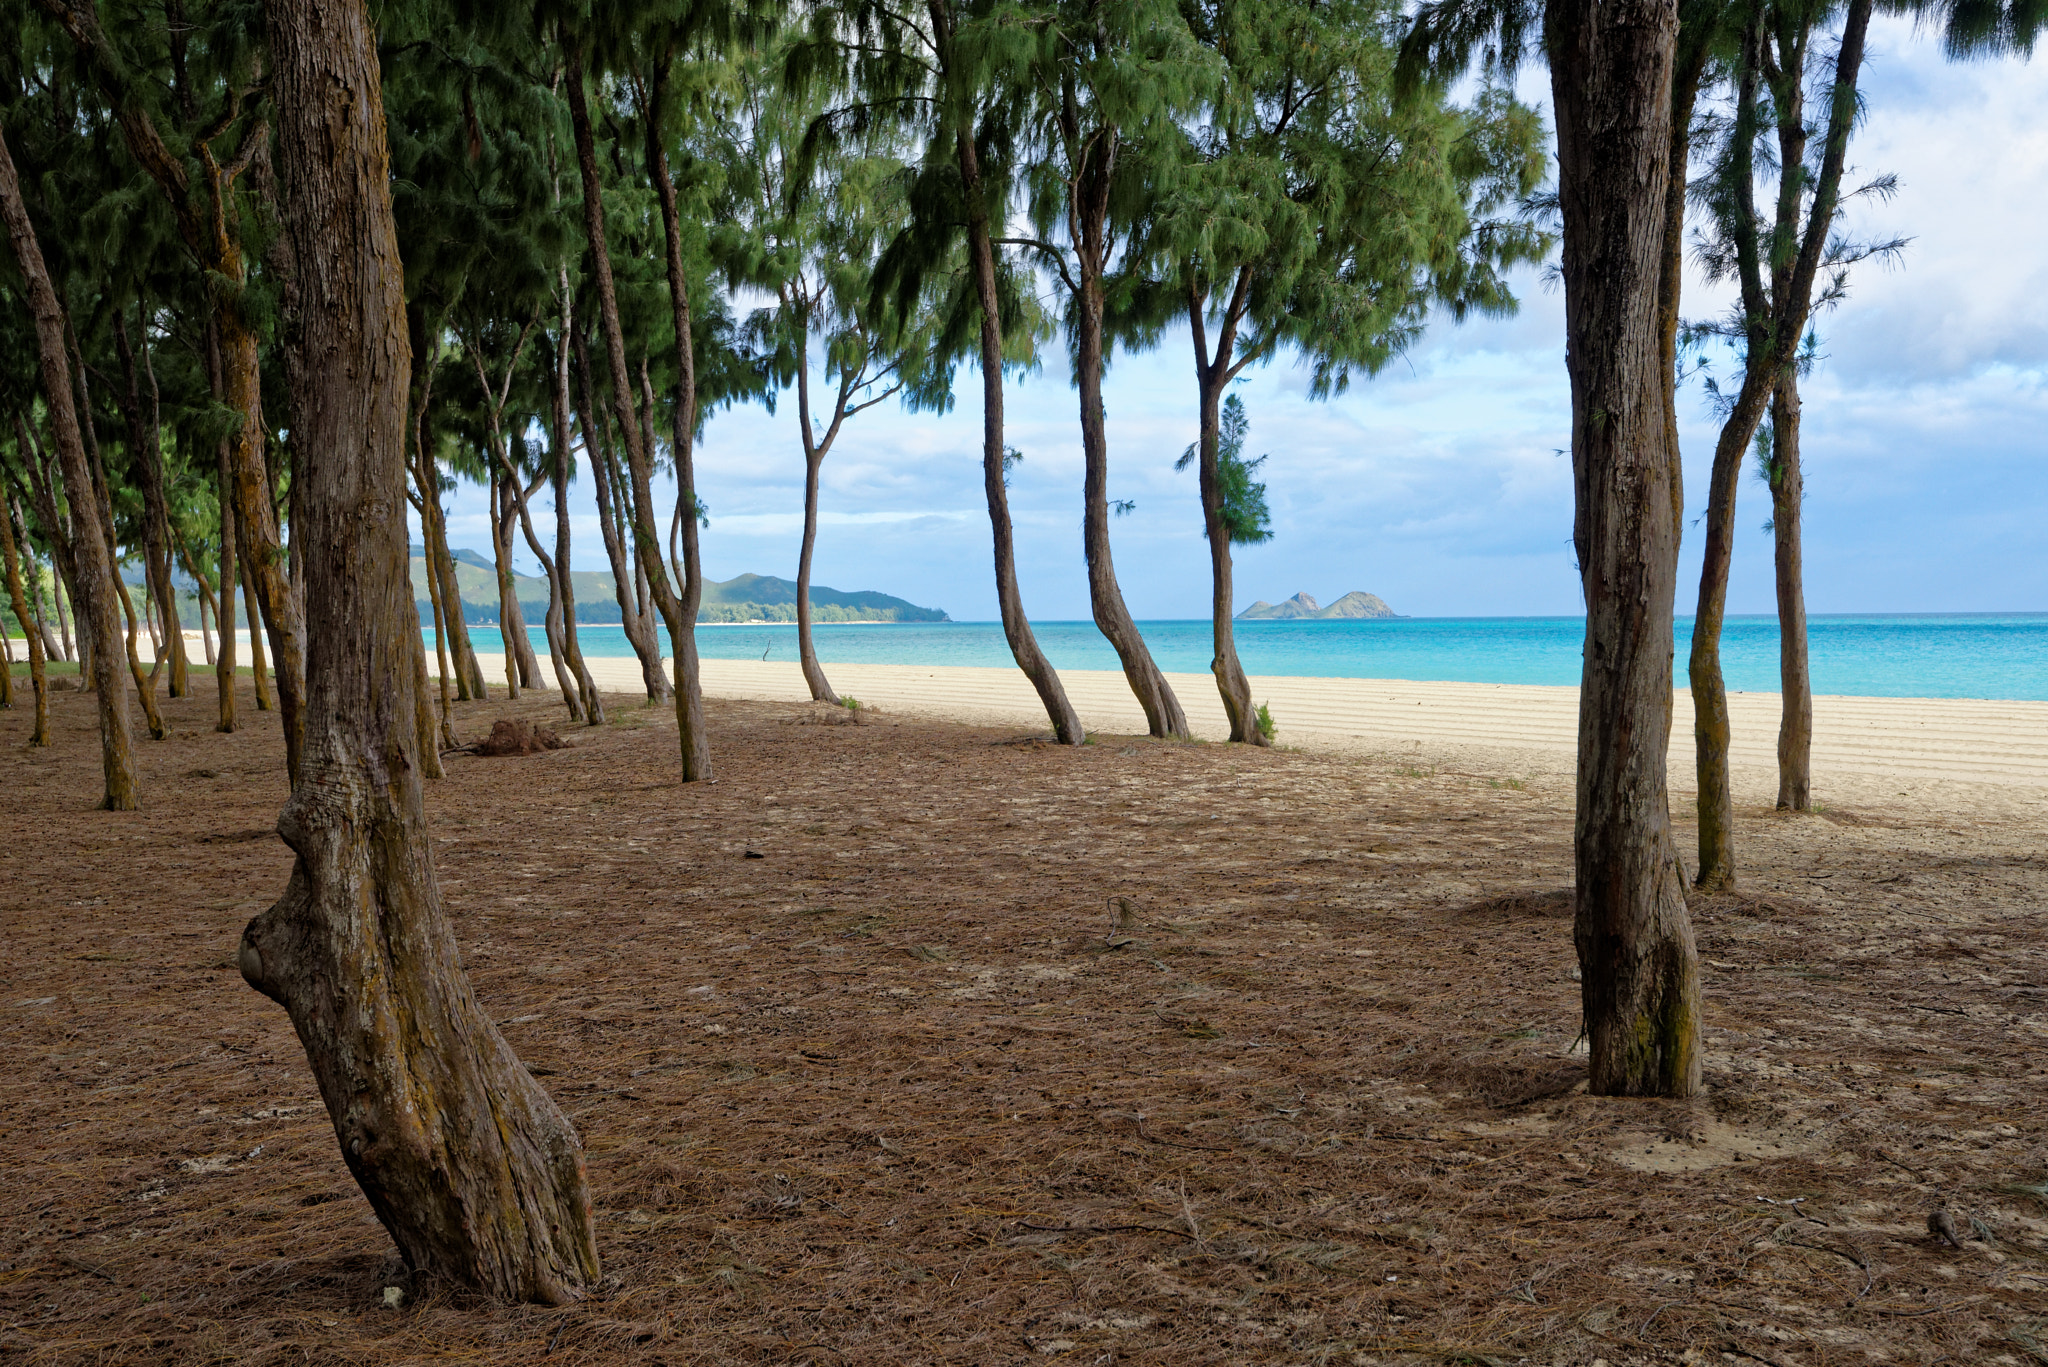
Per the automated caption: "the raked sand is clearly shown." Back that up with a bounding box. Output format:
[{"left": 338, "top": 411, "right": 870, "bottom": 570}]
[{"left": 441, "top": 645, "right": 2048, "bottom": 819}]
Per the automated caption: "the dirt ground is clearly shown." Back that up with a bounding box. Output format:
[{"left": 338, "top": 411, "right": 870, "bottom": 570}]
[{"left": 2, "top": 677, "right": 2044, "bottom": 1366}]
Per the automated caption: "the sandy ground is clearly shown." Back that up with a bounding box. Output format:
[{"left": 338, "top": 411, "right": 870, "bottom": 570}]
[
  {"left": 3, "top": 669, "right": 2046, "bottom": 1366},
  {"left": 455, "top": 650, "right": 2048, "bottom": 821}
]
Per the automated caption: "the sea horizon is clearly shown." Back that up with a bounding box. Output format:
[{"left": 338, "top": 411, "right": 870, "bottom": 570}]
[{"left": 437, "top": 611, "right": 2048, "bottom": 703}]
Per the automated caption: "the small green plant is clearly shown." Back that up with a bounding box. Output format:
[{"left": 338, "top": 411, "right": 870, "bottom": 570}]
[
  {"left": 1254, "top": 700, "right": 1276, "bottom": 741},
  {"left": 1486, "top": 777, "right": 1527, "bottom": 791},
  {"left": 839, "top": 695, "right": 863, "bottom": 711}
]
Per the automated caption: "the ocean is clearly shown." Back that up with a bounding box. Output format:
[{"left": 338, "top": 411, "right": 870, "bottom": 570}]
[{"left": 442, "top": 613, "right": 2048, "bottom": 702}]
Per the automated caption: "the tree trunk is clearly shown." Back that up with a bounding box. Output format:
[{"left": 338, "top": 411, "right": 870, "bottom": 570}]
[
  {"left": 645, "top": 71, "right": 711, "bottom": 774},
  {"left": 571, "top": 326, "right": 669, "bottom": 703},
  {"left": 1, "top": 494, "right": 50, "bottom": 745},
  {"left": 210, "top": 321, "right": 240, "bottom": 732},
  {"left": 955, "top": 131, "right": 1083, "bottom": 745},
  {"left": 72, "top": 337, "right": 168, "bottom": 741},
  {"left": 247, "top": 0, "right": 599, "bottom": 1302},
  {"left": 243, "top": 555, "right": 274, "bottom": 711},
  {"left": 1548, "top": 0, "right": 1701, "bottom": 1097},
  {"left": 1074, "top": 211, "right": 1186, "bottom": 739},
  {"left": 420, "top": 509, "right": 460, "bottom": 751},
  {"left": 495, "top": 470, "right": 544, "bottom": 690},
  {"left": 52, "top": 557, "right": 76, "bottom": 663},
  {"left": 547, "top": 325, "right": 603, "bottom": 725},
  {"left": 796, "top": 446, "right": 837, "bottom": 705},
  {"left": 1187, "top": 283, "right": 1262, "bottom": 745},
  {"left": 489, "top": 429, "right": 583, "bottom": 722},
  {"left": 1769, "top": 372, "right": 1811, "bottom": 809},
  {"left": 114, "top": 309, "right": 190, "bottom": 698},
  {"left": 490, "top": 471, "right": 522, "bottom": 700},
  {"left": 0, "top": 126, "right": 137, "bottom": 807}
]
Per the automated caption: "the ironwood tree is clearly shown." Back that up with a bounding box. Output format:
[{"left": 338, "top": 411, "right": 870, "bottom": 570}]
[{"left": 241, "top": 0, "right": 599, "bottom": 1302}]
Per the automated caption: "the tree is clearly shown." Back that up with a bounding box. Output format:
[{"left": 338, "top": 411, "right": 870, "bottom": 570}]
[
  {"left": 807, "top": 0, "right": 1088, "bottom": 744},
  {"left": 730, "top": 52, "right": 952, "bottom": 704},
  {"left": 40, "top": 0, "right": 309, "bottom": 782},
  {"left": 242, "top": 0, "right": 598, "bottom": 1301},
  {"left": 1009, "top": 0, "right": 1214, "bottom": 739},
  {"left": 1405, "top": 0, "right": 1702, "bottom": 1095},
  {"left": 0, "top": 474, "right": 49, "bottom": 744},
  {"left": 1175, "top": 391, "right": 1269, "bottom": 544},
  {"left": 1684, "top": 0, "right": 1879, "bottom": 884},
  {"left": 1143, "top": 0, "right": 1547, "bottom": 743},
  {"left": 0, "top": 121, "right": 137, "bottom": 808}
]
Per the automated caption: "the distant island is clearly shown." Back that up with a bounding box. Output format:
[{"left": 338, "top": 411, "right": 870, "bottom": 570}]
[
  {"left": 1237, "top": 591, "right": 1399, "bottom": 621},
  {"left": 410, "top": 547, "right": 949, "bottom": 625}
]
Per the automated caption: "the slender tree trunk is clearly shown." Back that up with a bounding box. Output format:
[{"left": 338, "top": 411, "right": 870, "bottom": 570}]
[
  {"left": 547, "top": 328, "right": 602, "bottom": 725},
  {"left": 954, "top": 130, "right": 1082, "bottom": 744},
  {"left": 1549, "top": 0, "right": 1701, "bottom": 1097},
  {"left": 495, "top": 471, "right": 543, "bottom": 690},
  {"left": 421, "top": 511, "right": 460, "bottom": 751},
  {"left": 490, "top": 472, "right": 522, "bottom": 700},
  {"left": 571, "top": 326, "right": 668, "bottom": 703},
  {"left": 247, "top": 0, "right": 599, "bottom": 1301},
  {"left": 243, "top": 556, "right": 273, "bottom": 711},
  {"left": 210, "top": 322, "right": 240, "bottom": 732},
  {"left": 407, "top": 310, "right": 485, "bottom": 702},
  {"left": 175, "top": 527, "right": 218, "bottom": 666},
  {"left": 0, "top": 130, "right": 136, "bottom": 806},
  {"left": 2, "top": 496, "right": 49, "bottom": 744},
  {"left": 644, "top": 79, "right": 711, "bottom": 775},
  {"left": 1075, "top": 255, "right": 1186, "bottom": 739},
  {"left": 1769, "top": 372, "right": 1812, "bottom": 809},
  {"left": 796, "top": 447, "right": 837, "bottom": 705},
  {"left": 1187, "top": 282, "right": 1262, "bottom": 745},
  {"left": 115, "top": 310, "right": 189, "bottom": 698},
  {"left": 55, "top": 564, "right": 77, "bottom": 663},
  {"left": 490, "top": 434, "right": 582, "bottom": 721}
]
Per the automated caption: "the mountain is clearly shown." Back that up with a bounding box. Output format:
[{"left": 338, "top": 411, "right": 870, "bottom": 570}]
[
  {"left": 1237, "top": 590, "right": 1398, "bottom": 621},
  {"left": 408, "top": 547, "right": 948, "bottom": 625}
]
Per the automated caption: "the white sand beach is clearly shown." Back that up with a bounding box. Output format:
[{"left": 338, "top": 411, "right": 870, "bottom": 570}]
[{"left": 448, "top": 648, "right": 2048, "bottom": 819}]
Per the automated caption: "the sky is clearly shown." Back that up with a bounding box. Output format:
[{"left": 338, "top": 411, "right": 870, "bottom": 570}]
[{"left": 421, "top": 17, "right": 2048, "bottom": 623}]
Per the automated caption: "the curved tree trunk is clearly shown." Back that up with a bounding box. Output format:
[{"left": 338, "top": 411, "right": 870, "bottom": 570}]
[
  {"left": 211, "top": 330, "right": 240, "bottom": 732},
  {"left": 1191, "top": 338, "right": 1260, "bottom": 745},
  {"left": 247, "top": 0, "right": 599, "bottom": 1301},
  {"left": 570, "top": 327, "right": 669, "bottom": 704},
  {"left": 115, "top": 310, "right": 189, "bottom": 698},
  {"left": 0, "top": 128, "right": 136, "bottom": 807},
  {"left": 954, "top": 133, "right": 1083, "bottom": 745},
  {"left": 795, "top": 447, "right": 837, "bottom": 704},
  {"left": 243, "top": 557, "right": 273, "bottom": 711},
  {"left": 546, "top": 324, "right": 603, "bottom": 725},
  {"left": 73, "top": 347, "right": 168, "bottom": 743},
  {"left": 570, "top": 50, "right": 706, "bottom": 776},
  {"left": 2, "top": 493, "right": 50, "bottom": 745},
  {"left": 1550, "top": 0, "right": 1701, "bottom": 1098},
  {"left": 1769, "top": 373, "right": 1812, "bottom": 809},
  {"left": 1075, "top": 269, "right": 1186, "bottom": 740}
]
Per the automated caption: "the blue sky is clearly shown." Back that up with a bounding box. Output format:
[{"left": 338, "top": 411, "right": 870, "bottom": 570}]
[{"left": 423, "top": 17, "right": 2047, "bottom": 622}]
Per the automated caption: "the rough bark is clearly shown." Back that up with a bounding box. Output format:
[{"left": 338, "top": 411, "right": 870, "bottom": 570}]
[
  {"left": 1548, "top": 0, "right": 1701, "bottom": 1097},
  {"left": 1768, "top": 372, "right": 1811, "bottom": 809},
  {"left": 0, "top": 126, "right": 137, "bottom": 808},
  {"left": 951, "top": 120, "right": 1083, "bottom": 745},
  {"left": 246, "top": 0, "right": 599, "bottom": 1302},
  {"left": 207, "top": 320, "right": 240, "bottom": 732},
  {"left": 1, "top": 494, "right": 50, "bottom": 744}
]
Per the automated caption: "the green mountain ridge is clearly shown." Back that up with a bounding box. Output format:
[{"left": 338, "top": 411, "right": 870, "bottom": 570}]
[{"left": 410, "top": 547, "right": 948, "bottom": 625}]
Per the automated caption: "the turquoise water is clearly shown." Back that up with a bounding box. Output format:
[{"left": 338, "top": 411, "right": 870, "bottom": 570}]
[{"left": 443, "top": 613, "right": 2047, "bottom": 701}]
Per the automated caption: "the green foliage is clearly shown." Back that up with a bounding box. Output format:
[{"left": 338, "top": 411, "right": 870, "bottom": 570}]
[
  {"left": 1176, "top": 394, "right": 1271, "bottom": 546},
  {"left": 1253, "top": 700, "right": 1275, "bottom": 741}
]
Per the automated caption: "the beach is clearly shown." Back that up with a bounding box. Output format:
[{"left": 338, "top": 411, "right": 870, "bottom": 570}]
[{"left": 454, "top": 649, "right": 2048, "bottom": 819}]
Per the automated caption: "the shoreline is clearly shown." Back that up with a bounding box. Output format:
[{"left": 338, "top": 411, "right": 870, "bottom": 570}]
[{"left": 438, "top": 653, "right": 2048, "bottom": 818}]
